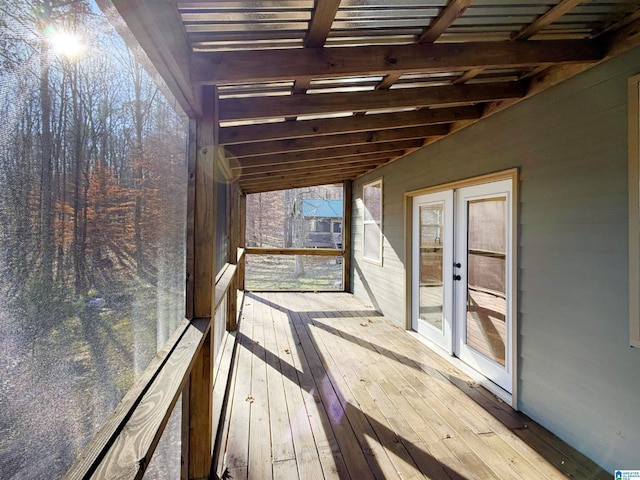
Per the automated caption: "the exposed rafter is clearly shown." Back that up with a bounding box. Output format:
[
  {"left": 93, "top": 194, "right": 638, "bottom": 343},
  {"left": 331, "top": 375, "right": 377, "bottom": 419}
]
[
  {"left": 225, "top": 125, "right": 448, "bottom": 158},
  {"left": 230, "top": 141, "right": 424, "bottom": 169},
  {"left": 239, "top": 159, "right": 387, "bottom": 179},
  {"left": 235, "top": 151, "right": 401, "bottom": 174},
  {"left": 305, "top": 0, "right": 342, "bottom": 48},
  {"left": 239, "top": 169, "right": 371, "bottom": 193},
  {"left": 191, "top": 40, "right": 604, "bottom": 84},
  {"left": 418, "top": 0, "right": 476, "bottom": 43},
  {"left": 219, "top": 82, "right": 526, "bottom": 121},
  {"left": 219, "top": 106, "right": 481, "bottom": 145},
  {"left": 513, "top": 0, "right": 586, "bottom": 41}
]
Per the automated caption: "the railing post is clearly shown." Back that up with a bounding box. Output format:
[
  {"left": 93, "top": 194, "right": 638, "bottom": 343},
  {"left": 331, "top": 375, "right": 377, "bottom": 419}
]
[
  {"left": 343, "top": 180, "right": 353, "bottom": 292},
  {"left": 187, "top": 329, "right": 213, "bottom": 480},
  {"left": 238, "top": 193, "right": 247, "bottom": 292},
  {"left": 227, "top": 178, "right": 240, "bottom": 331},
  {"left": 184, "top": 85, "right": 216, "bottom": 479}
]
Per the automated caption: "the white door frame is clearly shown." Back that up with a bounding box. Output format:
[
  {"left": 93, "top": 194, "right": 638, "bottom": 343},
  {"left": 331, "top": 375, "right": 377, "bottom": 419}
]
[
  {"left": 405, "top": 170, "right": 518, "bottom": 407},
  {"left": 454, "top": 180, "right": 513, "bottom": 393},
  {"left": 411, "top": 190, "right": 454, "bottom": 354}
]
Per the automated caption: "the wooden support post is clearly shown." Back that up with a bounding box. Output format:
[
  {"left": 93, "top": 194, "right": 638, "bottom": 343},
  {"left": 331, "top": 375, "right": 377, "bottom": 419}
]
[
  {"left": 227, "top": 178, "right": 240, "bottom": 331},
  {"left": 192, "top": 86, "right": 217, "bottom": 319},
  {"left": 238, "top": 193, "right": 247, "bottom": 292},
  {"left": 188, "top": 329, "right": 213, "bottom": 480},
  {"left": 185, "top": 85, "right": 217, "bottom": 480},
  {"left": 186, "top": 118, "right": 197, "bottom": 320},
  {"left": 342, "top": 180, "right": 353, "bottom": 292}
]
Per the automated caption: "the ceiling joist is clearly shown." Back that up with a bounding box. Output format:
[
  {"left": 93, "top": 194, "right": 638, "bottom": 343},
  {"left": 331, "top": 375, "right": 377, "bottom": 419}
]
[
  {"left": 304, "top": 0, "right": 341, "bottom": 48},
  {"left": 239, "top": 159, "right": 387, "bottom": 179},
  {"left": 231, "top": 141, "right": 424, "bottom": 169},
  {"left": 418, "top": 0, "right": 476, "bottom": 43},
  {"left": 191, "top": 39, "right": 604, "bottom": 84},
  {"left": 234, "top": 152, "right": 403, "bottom": 176},
  {"left": 219, "top": 106, "right": 480, "bottom": 145},
  {"left": 219, "top": 82, "right": 526, "bottom": 121},
  {"left": 225, "top": 125, "right": 448, "bottom": 158}
]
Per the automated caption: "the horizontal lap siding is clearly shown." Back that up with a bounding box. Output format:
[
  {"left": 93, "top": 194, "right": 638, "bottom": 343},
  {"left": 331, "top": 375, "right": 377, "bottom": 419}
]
[{"left": 351, "top": 47, "right": 640, "bottom": 471}]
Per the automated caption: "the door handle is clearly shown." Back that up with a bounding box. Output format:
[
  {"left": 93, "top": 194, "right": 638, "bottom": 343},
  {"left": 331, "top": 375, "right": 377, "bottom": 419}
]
[{"left": 453, "top": 274, "right": 461, "bottom": 281}]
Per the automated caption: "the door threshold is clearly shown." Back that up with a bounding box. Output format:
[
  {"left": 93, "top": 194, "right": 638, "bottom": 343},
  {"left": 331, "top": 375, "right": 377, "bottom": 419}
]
[{"left": 408, "top": 330, "right": 515, "bottom": 408}]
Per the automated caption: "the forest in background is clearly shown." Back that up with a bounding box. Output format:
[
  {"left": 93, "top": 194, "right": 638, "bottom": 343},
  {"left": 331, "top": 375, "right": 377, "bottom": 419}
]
[
  {"left": 245, "top": 185, "right": 344, "bottom": 290},
  {"left": 0, "top": 1, "right": 187, "bottom": 477}
]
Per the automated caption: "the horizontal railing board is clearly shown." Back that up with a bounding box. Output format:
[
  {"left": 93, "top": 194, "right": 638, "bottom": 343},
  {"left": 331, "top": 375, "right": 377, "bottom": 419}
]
[
  {"left": 63, "top": 317, "right": 205, "bottom": 480},
  {"left": 245, "top": 247, "right": 343, "bottom": 256}
]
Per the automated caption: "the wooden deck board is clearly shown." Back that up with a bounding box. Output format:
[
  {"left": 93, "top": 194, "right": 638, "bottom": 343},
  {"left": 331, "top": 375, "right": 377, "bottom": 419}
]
[{"left": 214, "top": 292, "right": 609, "bottom": 480}]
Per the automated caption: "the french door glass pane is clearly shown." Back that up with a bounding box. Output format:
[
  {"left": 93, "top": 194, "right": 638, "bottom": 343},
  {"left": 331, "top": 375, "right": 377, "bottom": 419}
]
[
  {"left": 419, "top": 203, "right": 444, "bottom": 331},
  {"left": 466, "top": 198, "right": 507, "bottom": 366}
]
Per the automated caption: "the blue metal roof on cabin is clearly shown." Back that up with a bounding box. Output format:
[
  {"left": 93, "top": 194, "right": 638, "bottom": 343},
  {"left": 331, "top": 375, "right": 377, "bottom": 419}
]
[{"left": 302, "top": 198, "right": 343, "bottom": 218}]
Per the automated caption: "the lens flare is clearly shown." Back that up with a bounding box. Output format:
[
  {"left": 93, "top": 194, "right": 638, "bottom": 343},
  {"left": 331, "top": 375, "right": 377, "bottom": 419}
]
[{"left": 48, "top": 30, "right": 86, "bottom": 58}]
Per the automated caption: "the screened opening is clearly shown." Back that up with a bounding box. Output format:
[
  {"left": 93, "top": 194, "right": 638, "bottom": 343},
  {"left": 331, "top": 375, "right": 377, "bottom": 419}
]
[
  {"left": 0, "top": 4, "right": 187, "bottom": 478},
  {"left": 245, "top": 184, "right": 344, "bottom": 291}
]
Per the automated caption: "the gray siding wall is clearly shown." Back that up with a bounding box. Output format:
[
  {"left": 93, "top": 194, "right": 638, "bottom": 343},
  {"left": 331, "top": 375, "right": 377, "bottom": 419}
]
[{"left": 351, "top": 47, "right": 640, "bottom": 471}]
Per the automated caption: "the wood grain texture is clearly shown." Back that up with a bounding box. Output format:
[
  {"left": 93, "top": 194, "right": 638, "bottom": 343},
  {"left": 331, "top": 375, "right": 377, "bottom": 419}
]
[
  {"left": 418, "top": 0, "right": 476, "bottom": 43},
  {"left": 219, "top": 82, "right": 526, "bottom": 121},
  {"left": 186, "top": 118, "right": 197, "bottom": 319},
  {"left": 245, "top": 247, "right": 343, "bottom": 257},
  {"left": 513, "top": 0, "right": 586, "bottom": 41},
  {"left": 225, "top": 125, "right": 448, "bottom": 158},
  {"left": 232, "top": 141, "right": 422, "bottom": 168},
  {"left": 342, "top": 181, "right": 353, "bottom": 293},
  {"left": 87, "top": 318, "right": 209, "bottom": 479},
  {"left": 63, "top": 319, "right": 191, "bottom": 480},
  {"left": 235, "top": 152, "right": 400, "bottom": 176},
  {"left": 238, "top": 159, "right": 387, "bottom": 179},
  {"left": 194, "top": 86, "right": 216, "bottom": 318},
  {"left": 188, "top": 328, "right": 213, "bottom": 480},
  {"left": 238, "top": 196, "right": 247, "bottom": 291},
  {"left": 191, "top": 40, "right": 603, "bottom": 84},
  {"left": 239, "top": 170, "right": 376, "bottom": 194},
  {"left": 219, "top": 106, "right": 480, "bottom": 145},
  {"left": 213, "top": 292, "right": 608, "bottom": 479},
  {"left": 214, "top": 263, "right": 237, "bottom": 313},
  {"left": 305, "top": 0, "right": 341, "bottom": 48}
]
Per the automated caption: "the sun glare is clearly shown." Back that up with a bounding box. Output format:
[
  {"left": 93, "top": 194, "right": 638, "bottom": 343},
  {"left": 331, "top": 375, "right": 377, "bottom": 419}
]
[{"left": 48, "top": 31, "right": 86, "bottom": 59}]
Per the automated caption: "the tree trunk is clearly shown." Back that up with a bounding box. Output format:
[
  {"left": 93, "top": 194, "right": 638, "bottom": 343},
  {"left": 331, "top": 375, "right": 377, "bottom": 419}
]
[{"left": 38, "top": 4, "right": 54, "bottom": 285}]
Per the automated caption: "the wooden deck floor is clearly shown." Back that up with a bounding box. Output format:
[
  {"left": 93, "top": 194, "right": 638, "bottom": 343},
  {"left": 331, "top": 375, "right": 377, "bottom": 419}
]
[{"left": 214, "top": 292, "right": 608, "bottom": 480}]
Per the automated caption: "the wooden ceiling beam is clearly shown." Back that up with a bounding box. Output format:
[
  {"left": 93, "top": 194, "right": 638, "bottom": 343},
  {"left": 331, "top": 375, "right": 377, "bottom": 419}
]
[
  {"left": 418, "top": 0, "right": 476, "bottom": 43},
  {"left": 101, "top": 0, "right": 201, "bottom": 116},
  {"left": 219, "top": 82, "right": 526, "bottom": 121},
  {"left": 225, "top": 125, "right": 448, "bottom": 158},
  {"left": 220, "top": 106, "right": 480, "bottom": 145},
  {"left": 191, "top": 39, "right": 604, "bottom": 84},
  {"left": 452, "top": 67, "right": 485, "bottom": 85},
  {"left": 235, "top": 152, "right": 404, "bottom": 175},
  {"left": 513, "top": 0, "right": 586, "bottom": 41},
  {"left": 239, "top": 159, "right": 388, "bottom": 179},
  {"left": 231, "top": 141, "right": 423, "bottom": 169},
  {"left": 305, "top": 0, "right": 342, "bottom": 48},
  {"left": 240, "top": 169, "right": 372, "bottom": 193}
]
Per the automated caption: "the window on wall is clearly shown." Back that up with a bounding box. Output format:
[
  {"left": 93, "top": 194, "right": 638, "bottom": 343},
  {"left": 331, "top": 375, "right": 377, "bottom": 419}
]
[
  {"left": 628, "top": 73, "right": 640, "bottom": 347},
  {"left": 363, "top": 178, "right": 383, "bottom": 264}
]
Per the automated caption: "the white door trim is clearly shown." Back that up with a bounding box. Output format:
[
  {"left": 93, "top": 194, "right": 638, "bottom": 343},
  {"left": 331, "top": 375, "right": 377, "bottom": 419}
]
[{"left": 405, "top": 170, "right": 518, "bottom": 408}]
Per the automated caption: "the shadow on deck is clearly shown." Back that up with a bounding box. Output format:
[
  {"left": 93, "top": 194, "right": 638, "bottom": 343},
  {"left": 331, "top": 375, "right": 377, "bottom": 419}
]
[{"left": 212, "top": 291, "right": 608, "bottom": 480}]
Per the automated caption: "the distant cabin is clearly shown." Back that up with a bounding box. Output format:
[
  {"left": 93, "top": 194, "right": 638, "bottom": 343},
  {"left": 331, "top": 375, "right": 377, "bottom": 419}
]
[{"left": 301, "top": 198, "right": 343, "bottom": 248}]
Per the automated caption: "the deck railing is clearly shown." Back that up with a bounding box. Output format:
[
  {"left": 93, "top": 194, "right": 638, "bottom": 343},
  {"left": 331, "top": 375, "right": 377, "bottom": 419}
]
[
  {"left": 63, "top": 251, "right": 243, "bottom": 479},
  {"left": 243, "top": 247, "right": 347, "bottom": 292}
]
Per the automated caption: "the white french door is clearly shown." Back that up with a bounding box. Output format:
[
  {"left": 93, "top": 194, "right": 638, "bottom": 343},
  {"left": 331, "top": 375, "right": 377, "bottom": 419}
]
[{"left": 412, "top": 179, "right": 513, "bottom": 393}]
